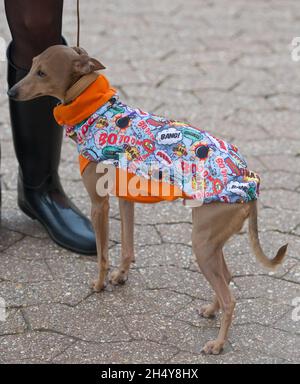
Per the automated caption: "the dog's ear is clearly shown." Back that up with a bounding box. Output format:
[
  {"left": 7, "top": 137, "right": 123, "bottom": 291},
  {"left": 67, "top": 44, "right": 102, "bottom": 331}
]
[{"left": 72, "top": 46, "right": 106, "bottom": 74}]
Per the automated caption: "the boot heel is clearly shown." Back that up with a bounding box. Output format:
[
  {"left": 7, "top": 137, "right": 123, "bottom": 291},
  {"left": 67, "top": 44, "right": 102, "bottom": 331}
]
[{"left": 18, "top": 200, "right": 37, "bottom": 220}]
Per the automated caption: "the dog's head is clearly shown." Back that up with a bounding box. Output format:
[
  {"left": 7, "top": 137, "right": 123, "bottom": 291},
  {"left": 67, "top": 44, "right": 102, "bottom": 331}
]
[{"left": 7, "top": 45, "right": 105, "bottom": 101}]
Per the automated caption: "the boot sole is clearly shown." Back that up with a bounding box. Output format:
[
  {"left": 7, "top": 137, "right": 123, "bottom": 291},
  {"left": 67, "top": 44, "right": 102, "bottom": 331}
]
[{"left": 18, "top": 200, "right": 97, "bottom": 256}]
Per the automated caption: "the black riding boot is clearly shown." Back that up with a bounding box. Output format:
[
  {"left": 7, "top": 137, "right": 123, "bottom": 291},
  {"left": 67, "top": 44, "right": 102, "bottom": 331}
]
[{"left": 7, "top": 42, "right": 96, "bottom": 255}]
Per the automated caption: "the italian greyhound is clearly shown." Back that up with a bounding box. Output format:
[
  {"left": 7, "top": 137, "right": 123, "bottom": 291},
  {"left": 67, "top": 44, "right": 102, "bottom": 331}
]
[{"left": 7, "top": 45, "right": 288, "bottom": 355}]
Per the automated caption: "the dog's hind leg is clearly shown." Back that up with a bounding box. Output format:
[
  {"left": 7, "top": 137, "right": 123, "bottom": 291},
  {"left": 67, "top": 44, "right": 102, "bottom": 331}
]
[
  {"left": 199, "top": 251, "right": 232, "bottom": 318},
  {"left": 192, "top": 203, "right": 250, "bottom": 354},
  {"left": 193, "top": 242, "right": 235, "bottom": 355},
  {"left": 110, "top": 199, "right": 135, "bottom": 285},
  {"left": 82, "top": 162, "right": 110, "bottom": 292}
]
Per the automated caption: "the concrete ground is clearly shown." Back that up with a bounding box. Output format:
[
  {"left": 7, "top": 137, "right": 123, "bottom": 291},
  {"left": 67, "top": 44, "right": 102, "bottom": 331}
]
[{"left": 0, "top": 0, "right": 300, "bottom": 364}]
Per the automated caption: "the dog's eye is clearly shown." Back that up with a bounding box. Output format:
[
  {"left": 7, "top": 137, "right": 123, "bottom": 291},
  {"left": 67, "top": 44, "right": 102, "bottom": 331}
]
[{"left": 36, "top": 70, "right": 46, "bottom": 78}]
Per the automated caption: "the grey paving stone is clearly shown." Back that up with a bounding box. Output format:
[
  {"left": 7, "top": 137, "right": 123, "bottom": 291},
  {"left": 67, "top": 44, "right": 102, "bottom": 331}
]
[
  {"left": 168, "top": 350, "right": 286, "bottom": 364},
  {"left": 1, "top": 236, "right": 68, "bottom": 260},
  {"left": 123, "top": 312, "right": 226, "bottom": 354},
  {"left": 259, "top": 154, "right": 300, "bottom": 175},
  {"left": 239, "top": 138, "right": 300, "bottom": 157},
  {"left": 139, "top": 266, "right": 214, "bottom": 300},
  {"left": 230, "top": 324, "right": 300, "bottom": 363},
  {"left": 84, "top": 282, "right": 192, "bottom": 318},
  {"left": 258, "top": 207, "right": 300, "bottom": 233},
  {"left": 233, "top": 275, "right": 300, "bottom": 304},
  {"left": 132, "top": 200, "right": 192, "bottom": 225},
  {"left": 0, "top": 254, "right": 52, "bottom": 283},
  {"left": 233, "top": 298, "right": 292, "bottom": 326},
  {"left": 260, "top": 189, "right": 300, "bottom": 211},
  {"left": 1, "top": 209, "right": 48, "bottom": 239},
  {"left": 282, "top": 263, "right": 300, "bottom": 284},
  {"left": 52, "top": 340, "right": 178, "bottom": 364},
  {"left": 260, "top": 171, "right": 300, "bottom": 192},
  {"left": 24, "top": 303, "right": 131, "bottom": 343},
  {"left": 109, "top": 243, "right": 191, "bottom": 269},
  {"left": 273, "top": 309, "right": 300, "bottom": 335},
  {"left": 156, "top": 223, "right": 192, "bottom": 245},
  {"left": 110, "top": 218, "right": 161, "bottom": 246},
  {"left": 0, "top": 309, "right": 27, "bottom": 336},
  {"left": 0, "top": 277, "right": 92, "bottom": 307},
  {"left": 0, "top": 332, "right": 74, "bottom": 363},
  {"left": 0, "top": 226, "right": 23, "bottom": 252}
]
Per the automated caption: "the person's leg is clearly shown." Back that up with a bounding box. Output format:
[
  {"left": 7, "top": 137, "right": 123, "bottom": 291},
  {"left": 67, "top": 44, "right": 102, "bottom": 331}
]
[
  {"left": 5, "top": 0, "right": 97, "bottom": 254},
  {"left": 5, "top": 0, "right": 64, "bottom": 69}
]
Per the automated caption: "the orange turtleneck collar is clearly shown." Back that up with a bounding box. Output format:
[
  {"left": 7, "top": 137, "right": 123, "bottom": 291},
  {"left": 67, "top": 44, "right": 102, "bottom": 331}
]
[{"left": 53, "top": 74, "right": 116, "bottom": 126}]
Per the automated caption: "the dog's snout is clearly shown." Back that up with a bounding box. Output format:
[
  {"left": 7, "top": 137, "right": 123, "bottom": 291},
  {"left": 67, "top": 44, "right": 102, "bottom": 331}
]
[{"left": 7, "top": 87, "right": 18, "bottom": 99}]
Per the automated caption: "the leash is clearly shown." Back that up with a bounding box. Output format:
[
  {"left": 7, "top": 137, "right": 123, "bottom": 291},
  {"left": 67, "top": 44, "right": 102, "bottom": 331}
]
[{"left": 76, "top": 0, "right": 80, "bottom": 47}]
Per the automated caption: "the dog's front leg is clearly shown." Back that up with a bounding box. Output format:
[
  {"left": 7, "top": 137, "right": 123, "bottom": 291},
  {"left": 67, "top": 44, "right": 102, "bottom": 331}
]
[
  {"left": 91, "top": 195, "right": 110, "bottom": 291},
  {"left": 82, "top": 163, "right": 110, "bottom": 292},
  {"left": 110, "top": 199, "right": 135, "bottom": 285}
]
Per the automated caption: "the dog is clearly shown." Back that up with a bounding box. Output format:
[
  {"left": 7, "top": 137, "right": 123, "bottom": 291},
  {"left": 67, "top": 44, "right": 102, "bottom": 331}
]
[{"left": 8, "top": 45, "right": 288, "bottom": 355}]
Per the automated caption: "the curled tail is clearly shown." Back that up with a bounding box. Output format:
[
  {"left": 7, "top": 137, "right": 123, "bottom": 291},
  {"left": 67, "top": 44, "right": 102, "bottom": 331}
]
[{"left": 248, "top": 201, "right": 288, "bottom": 270}]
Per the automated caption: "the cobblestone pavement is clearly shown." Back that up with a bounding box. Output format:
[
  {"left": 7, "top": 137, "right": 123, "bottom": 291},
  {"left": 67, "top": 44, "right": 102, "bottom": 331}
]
[{"left": 0, "top": 0, "right": 300, "bottom": 364}]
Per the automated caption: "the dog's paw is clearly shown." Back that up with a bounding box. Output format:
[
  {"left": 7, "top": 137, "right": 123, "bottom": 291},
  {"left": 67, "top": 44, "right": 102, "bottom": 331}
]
[
  {"left": 109, "top": 269, "right": 128, "bottom": 286},
  {"left": 201, "top": 340, "right": 224, "bottom": 355},
  {"left": 198, "top": 304, "right": 218, "bottom": 319},
  {"left": 90, "top": 279, "right": 106, "bottom": 292}
]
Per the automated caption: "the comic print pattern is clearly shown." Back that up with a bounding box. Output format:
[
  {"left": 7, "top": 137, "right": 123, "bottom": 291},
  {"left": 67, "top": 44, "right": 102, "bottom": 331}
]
[{"left": 65, "top": 95, "right": 260, "bottom": 204}]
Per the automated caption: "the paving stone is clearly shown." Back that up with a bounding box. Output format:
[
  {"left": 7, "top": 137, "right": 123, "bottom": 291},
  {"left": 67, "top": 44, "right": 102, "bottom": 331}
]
[
  {"left": 123, "top": 312, "right": 226, "bottom": 354},
  {"left": 233, "top": 275, "right": 300, "bottom": 305},
  {"left": 24, "top": 303, "right": 130, "bottom": 343},
  {"left": 1, "top": 236, "right": 68, "bottom": 260},
  {"left": 84, "top": 282, "right": 192, "bottom": 318},
  {"left": 0, "top": 309, "right": 27, "bottom": 336},
  {"left": 132, "top": 200, "right": 192, "bottom": 225},
  {"left": 260, "top": 189, "right": 300, "bottom": 211},
  {"left": 233, "top": 298, "right": 292, "bottom": 326},
  {"left": 110, "top": 218, "right": 161, "bottom": 246},
  {"left": 268, "top": 94, "right": 300, "bottom": 112},
  {"left": 156, "top": 223, "right": 192, "bottom": 245},
  {"left": 1, "top": 209, "right": 48, "bottom": 239},
  {"left": 0, "top": 277, "right": 92, "bottom": 307},
  {"left": 139, "top": 266, "right": 213, "bottom": 300},
  {"left": 260, "top": 171, "right": 300, "bottom": 192},
  {"left": 239, "top": 138, "right": 300, "bottom": 157},
  {"left": 0, "top": 254, "right": 52, "bottom": 283},
  {"left": 258, "top": 207, "right": 300, "bottom": 233},
  {"left": 52, "top": 340, "right": 178, "bottom": 364},
  {"left": 0, "top": 332, "right": 74, "bottom": 363},
  {"left": 109, "top": 243, "right": 191, "bottom": 269},
  {"left": 168, "top": 350, "right": 286, "bottom": 364},
  {"left": 0, "top": 226, "right": 23, "bottom": 252},
  {"left": 230, "top": 324, "right": 300, "bottom": 363},
  {"left": 259, "top": 154, "right": 300, "bottom": 175},
  {"left": 282, "top": 263, "right": 300, "bottom": 284},
  {"left": 273, "top": 308, "right": 300, "bottom": 335}
]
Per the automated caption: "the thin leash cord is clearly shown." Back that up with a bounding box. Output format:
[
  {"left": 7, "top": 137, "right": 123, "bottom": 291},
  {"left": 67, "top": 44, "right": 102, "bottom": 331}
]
[{"left": 76, "top": 0, "right": 80, "bottom": 47}]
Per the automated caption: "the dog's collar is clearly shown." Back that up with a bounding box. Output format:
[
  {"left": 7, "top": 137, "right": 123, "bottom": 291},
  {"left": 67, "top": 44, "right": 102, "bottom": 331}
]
[
  {"left": 63, "top": 72, "right": 99, "bottom": 104},
  {"left": 54, "top": 74, "right": 116, "bottom": 126}
]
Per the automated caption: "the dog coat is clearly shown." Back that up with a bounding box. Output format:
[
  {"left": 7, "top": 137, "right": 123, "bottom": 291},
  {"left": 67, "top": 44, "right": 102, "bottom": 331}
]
[{"left": 54, "top": 75, "right": 260, "bottom": 205}]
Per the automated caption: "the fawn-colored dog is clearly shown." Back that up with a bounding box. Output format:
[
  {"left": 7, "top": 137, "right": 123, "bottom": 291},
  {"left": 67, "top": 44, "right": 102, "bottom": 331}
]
[{"left": 8, "top": 45, "right": 288, "bottom": 355}]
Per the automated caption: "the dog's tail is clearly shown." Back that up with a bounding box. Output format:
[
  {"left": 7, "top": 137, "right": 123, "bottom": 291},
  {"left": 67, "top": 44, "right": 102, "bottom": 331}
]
[{"left": 248, "top": 201, "right": 288, "bottom": 270}]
